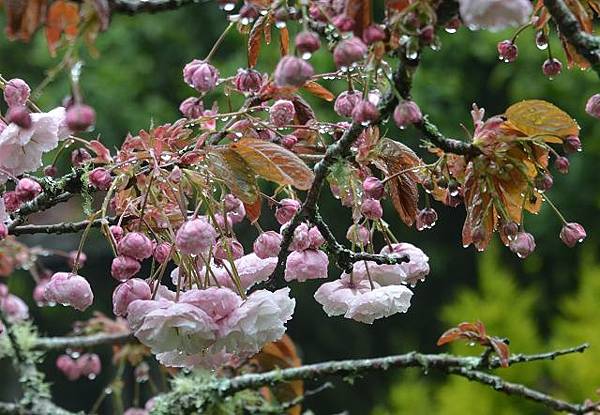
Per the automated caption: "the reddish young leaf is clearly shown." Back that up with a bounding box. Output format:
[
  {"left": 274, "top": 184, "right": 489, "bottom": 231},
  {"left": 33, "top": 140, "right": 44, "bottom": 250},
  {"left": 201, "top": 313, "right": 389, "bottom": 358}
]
[
  {"left": 247, "top": 14, "right": 267, "bottom": 67},
  {"left": 205, "top": 148, "right": 260, "bottom": 204},
  {"left": 45, "top": 0, "right": 80, "bottom": 55},
  {"left": 243, "top": 197, "right": 262, "bottom": 224},
  {"left": 230, "top": 137, "right": 315, "bottom": 190},
  {"left": 279, "top": 26, "right": 289, "bottom": 57},
  {"left": 302, "top": 81, "right": 335, "bottom": 102},
  {"left": 490, "top": 338, "right": 511, "bottom": 368},
  {"left": 6, "top": 0, "right": 47, "bottom": 41}
]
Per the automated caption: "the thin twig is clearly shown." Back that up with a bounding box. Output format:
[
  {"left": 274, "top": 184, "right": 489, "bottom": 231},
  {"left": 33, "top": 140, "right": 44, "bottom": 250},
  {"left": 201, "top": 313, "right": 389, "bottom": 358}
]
[{"left": 34, "top": 331, "right": 134, "bottom": 351}]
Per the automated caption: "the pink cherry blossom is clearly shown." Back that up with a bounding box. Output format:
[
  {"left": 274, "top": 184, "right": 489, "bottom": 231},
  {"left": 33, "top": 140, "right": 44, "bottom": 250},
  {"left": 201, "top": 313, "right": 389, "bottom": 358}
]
[
  {"left": 0, "top": 292, "right": 29, "bottom": 322},
  {"left": 179, "top": 287, "right": 242, "bottom": 322},
  {"left": 112, "top": 278, "right": 152, "bottom": 317},
  {"left": 117, "top": 232, "right": 153, "bottom": 260},
  {"left": 175, "top": 218, "right": 217, "bottom": 255},
  {"left": 458, "top": 0, "right": 532, "bottom": 31},
  {"left": 314, "top": 277, "right": 373, "bottom": 317},
  {"left": 0, "top": 107, "right": 68, "bottom": 183},
  {"left": 218, "top": 288, "right": 295, "bottom": 355},
  {"left": 253, "top": 231, "right": 282, "bottom": 259},
  {"left": 56, "top": 355, "right": 81, "bottom": 381},
  {"left": 76, "top": 353, "right": 101, "bottom": 378},
  {"left": 284, "top": 249, "right": 329, "bottom": 282},
  {"left": 345, "top": 285, "right": 413, "bottom": 324},
  {"left": 380, "top": 243, "right": 430, "bottom": 284},
  {"left": 214, "top": 253, "right": 277, "bottom": 291},
  {"left": 44, "top": 272, "right": 93, "bottom": 311}
]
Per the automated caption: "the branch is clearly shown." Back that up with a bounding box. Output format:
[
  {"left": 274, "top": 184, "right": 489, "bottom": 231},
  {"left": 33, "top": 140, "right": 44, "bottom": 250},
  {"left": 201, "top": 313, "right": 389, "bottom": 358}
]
[
  {"left": 544, "top": 0, "right": 600, "bottom": 77},
  {"left": 10, "top": 216, "right": 119, "bottom": 236},
  {"left": 152, "top": 344, "right": 592, "bottom": 414},
  {"left": 34, "top": 331, "right": 134, "bottom": 351},
  {"left": 416, "top": 116, "right": 480, "bottom": 157}
]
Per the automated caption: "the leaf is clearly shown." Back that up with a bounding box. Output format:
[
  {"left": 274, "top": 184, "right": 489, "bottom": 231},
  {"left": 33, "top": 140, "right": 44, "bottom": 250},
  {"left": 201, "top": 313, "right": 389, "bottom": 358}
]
[
  {"left": 229, "top": 137, "right": 314, "bottom": 190},
  {"left": 88, "top": 139, "right": 113, "bottom": 164},
  {"left": 247, "top": 14, "right": 267, "bottom": 67},
  {"left": 376, "top": 138, "right": 422, "bottom": 226},
  {"left": 436, "top": 328, "right": 464, "bottom": 346},
  {"left": 243, "top": 197, "right": 262, "bottom": 224},
  {"left": 302, "top": 81, "right": 335, "bottom": 102},
  {"left": 5, "top": 0, "right": 47, "bottom": 41},
  {"left": 279, "top": 26, "right": 289, "bottom": 57},
  {"left": 206, "top": 148, "right": 260, "bottom": 204},
  {"left": 346, "top": 0, "right": 372, "bottom": 37},
  {"left": 45, "top": 0, "right": 79, "bottom": 55},
  {"left": 504, "top": 100, "right": 580, "bottom": 143},
  {"left": 490, "top": 338, "right": 510, "bottom": 368}
]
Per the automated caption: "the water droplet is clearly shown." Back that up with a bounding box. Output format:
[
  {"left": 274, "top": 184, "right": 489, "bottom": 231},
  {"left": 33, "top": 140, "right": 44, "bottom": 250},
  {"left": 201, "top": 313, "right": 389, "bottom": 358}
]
[
  {"left": 302, "top": 52, "right": 312, "bottom": 60},
  {"left": 275, "top": 21, "right": 286, "bottom": 29},
  {"left": 445, "top": 27, "right": 457, "bottom": 34},
  {"left": 104, "top": 387, "right": 113, "bottom": 395},
  {"left": 88, "top": 374, "right": 96, "bottom": 380}
]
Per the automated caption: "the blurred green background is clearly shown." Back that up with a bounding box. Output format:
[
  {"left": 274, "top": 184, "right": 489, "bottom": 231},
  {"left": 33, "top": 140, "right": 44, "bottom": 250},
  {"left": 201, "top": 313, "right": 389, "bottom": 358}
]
[{"left": 1, "top": 2, "right": 600, "bottom": 414}]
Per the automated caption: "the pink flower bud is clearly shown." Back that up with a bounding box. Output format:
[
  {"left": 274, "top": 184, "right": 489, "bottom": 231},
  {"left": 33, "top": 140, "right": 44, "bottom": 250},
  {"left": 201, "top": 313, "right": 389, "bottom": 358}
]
[
  {"left": 33, "top": 279, "right": 49, "bottom": 305},
  {"left": 77, "top": 353, "right": 101, "bottom": 378},
  {"left": 110, "top": 225, "right": 124, "bottom": 242},
  {"left": 183, "top": 60, "right": 219, "bottom": 92},
  {"left": 393, "top": 100, "right": 422, "bottom": 128},
  {"left": 270, "top": 99, "right": 296, "bottom": 127},
  {"left": 334, "top": 90, "right": 362, "bottom": 118},
  {"left": 6, "top": 105, "right": 32, "bottom": 129},
  {"left": 0, "top": 284, "right": 8, "bottom": 298},
  {"left": 44, "top": 272, "right": 94, "bottom": 311},
  {"left": 361, "top": 198, "right": 383, "bottom": 219},
  {"left": 295, "top": 31, "right": 321, "bottom": 55},
  {"left": 285, "top": 249, "right": 329, "bottom": 282},
  {"left": 497, "top": 40, "right": 518, "bottom": 63},
  {"left": 542, "top": 58, "right": 562, "bottom": 77},
  {"left": 112, "top": 278, "right": 151, "bottom": 316},
  {"left": 289, "top": 223, "right": 311, "bottom": 251},
  {"left": 67, "top": 251, "right": 86, "bottom": 268},
  {"left": 175, "top": 218, "right": 217, "bottom": 255},
  {"left": 351, "top": 100, "right": 379, "bottom": 124},
  {"left": 15, "top": 178, "right": 42, "bottom": 202},
  {"left": 363, "top": 25, "right": 386, "bottom": 44},
  {"left": 66, "top": 104, "right": 96, "bottom": 131},
  {"left": 253, "top": 231, "right": 282, "bottom": 259},
  {"left": 585, "top": 94, "right": 600, "bottom": 118},
  {"left": 333, "top": 15, "right": 355, "bottom": 32},
  {"left": 214, "top": 213, "right": 233, "bottom": 230},
  {"left": 281, "top": 134, "right": 298, "bottom": 149},
  {"left": 56, "top": 355, "right": 80, "bottom": 381},
  {"left": 111, "top": 256, "right": 141, "bottom": 280},
  {"left": 71, "top": 148, "right": 92, "bottom": 167},
  {"left": 501, "top": 222, "right": 519, "bottom": 240},
  {"left": 563, "top": 135, "right": 582, "bottom": 153},
  {"left": 333, "top": 37, "right": 367, "bottom": 69},
  {"left": 346, "top": 224, "right": 370, "bottom": 245},
  {"left": 275, "top": 198, "right": 300, "bottom": 224},
  {"left": 3, "top": 192, "right": 19, "bottom": 212},
  {"left": 554, "top": 156, "right": 569, "bottom": 174},
  {"left": 214, "top": 238, "right": 244, "bottom": 262},
  {"left": 234, "top": 68, "right": 263, "bottom": 93},
  {"left": 118, "top": 232, "right": 153, "bottom": 260},
  {"left": 419, "top": 25, "right": 435, "bottom": 45},
  {"left": 362, "top": 176, "right": 385, "bottom": 200},
  {"left": 535, "top": 173, "right": 553, "bottom": 192},
  {"left": 89, "top": 167, "right": 112, "bottom": 191},
  {"left": 416, "top": 208, "right": 438, "bottom": 230},
  {"left": 179, "top": 97, "right": 204, "bottom": 118},
  {"left": 3, "top": 78, "right": 30, "bottom": 107},
  {"left": 274, "top": 56, "right": 314, "bottom": 87},
  {"left": 0, "top": 224, "right": 7, "bottom": 240},
  {"left": 44, "top": 165, "right": 58, "bottom": 177},
  {"left": 560, "top": 222, "right": 586, "bottom": 248},
  {"left": 153, "top": 243, "right": 171, "bottom": 264},
  {"left": 509, "top": 232, "right": 536, "bottom": 258},
  {"left": 309, "top": 226, "right": 325, "bottom": 249}
]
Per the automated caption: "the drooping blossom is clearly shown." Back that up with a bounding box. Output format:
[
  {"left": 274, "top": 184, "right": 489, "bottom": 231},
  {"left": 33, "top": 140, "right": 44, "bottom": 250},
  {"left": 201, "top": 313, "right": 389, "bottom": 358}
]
[
  {"left": 0, "top": 107, "right": 68, "bottom": 183},
  {"left": 380, "top": 243, "right": 430, "bottom": 284},
  {"left": 213, "top": 253, "right": 277, "bottom": 291},
  {"left": 176, "top": 218, "right": 217, "bottom": 255},
  {"left": 111, "top": 256, "right": 141, "bottom": 280},
  {"left": 559, "top": 222, "right": 586, "bottom": 248},
  {"left": 44, "top": 272, "right": 94, "bottom": 311},
  {"left": 117, "top": 232, "right": 153, "bottom": 260},
  {"left": 284, "top": 249, "right": 329, "bottom": 282},
  {"left": 253, "top": 231, "right": 282, "bottom": 259},
  {"left": 113, "top": 278, "right": 152, "bottom": 317},
  {"left": 458, "top": 0, "right": 533, "bottom": 31}
]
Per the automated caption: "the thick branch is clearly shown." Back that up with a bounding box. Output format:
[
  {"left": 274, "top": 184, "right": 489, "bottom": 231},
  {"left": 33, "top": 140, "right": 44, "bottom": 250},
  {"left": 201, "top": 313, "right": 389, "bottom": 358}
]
[{"left": 544, "top": 0, "right": 600, "bottom": 77}]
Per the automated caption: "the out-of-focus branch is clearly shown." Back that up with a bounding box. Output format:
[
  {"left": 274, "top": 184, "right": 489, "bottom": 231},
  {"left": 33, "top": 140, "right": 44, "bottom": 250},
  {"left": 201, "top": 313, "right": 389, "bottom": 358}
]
[
  {"left": 34, "top": 331, "right": 134, "bottom": 351},
  {"left": 109, "top": 0, "right": 208, "bottom": 14},
  {"left": 544, "top": 0, "right": 600, "bottom": 77}
]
